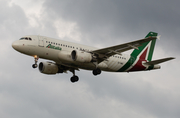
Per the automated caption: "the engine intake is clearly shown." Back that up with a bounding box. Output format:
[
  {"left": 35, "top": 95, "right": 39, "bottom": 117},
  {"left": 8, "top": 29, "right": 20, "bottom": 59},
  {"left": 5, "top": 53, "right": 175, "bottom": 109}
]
[
  {"left": 39, "top": 62, "right": 59, "bottom": 74},
  {"left": 71, "top": 50, "right": 92, "bottom": 63}
]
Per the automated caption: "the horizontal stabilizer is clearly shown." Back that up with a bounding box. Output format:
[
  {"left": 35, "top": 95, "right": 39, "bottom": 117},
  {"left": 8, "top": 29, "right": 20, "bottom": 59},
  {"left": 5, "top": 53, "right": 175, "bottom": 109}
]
[{"left": 144, "top": 57, "right": 175, "bottom": 65}]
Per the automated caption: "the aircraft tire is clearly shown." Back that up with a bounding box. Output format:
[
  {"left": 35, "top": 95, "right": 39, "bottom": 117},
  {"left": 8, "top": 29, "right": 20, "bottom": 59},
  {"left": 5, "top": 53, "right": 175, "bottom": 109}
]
[
  {"left": 93, "top": 70, "right": 98, "bottom": 76},
  {"left": 93, "top": 68, "right": 101, "bottom": 76},
  {"left": 32, "top": 64, "right": 38, "bottom": 68},
  {"left": 70, "top": 76, "right": 79, "bottom": 83},
  {"left": 96, "top": 68, "right": 101, "bottom": 75}
]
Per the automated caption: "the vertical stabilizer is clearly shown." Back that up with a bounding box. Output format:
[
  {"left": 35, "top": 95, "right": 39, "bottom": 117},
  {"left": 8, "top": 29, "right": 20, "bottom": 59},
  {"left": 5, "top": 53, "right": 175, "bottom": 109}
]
[
  {"left": 131, "top": 32, "right": 158, "bottom": 61},
  {"left": 117, "top": 32, "right": 158, "bottom": 72}
]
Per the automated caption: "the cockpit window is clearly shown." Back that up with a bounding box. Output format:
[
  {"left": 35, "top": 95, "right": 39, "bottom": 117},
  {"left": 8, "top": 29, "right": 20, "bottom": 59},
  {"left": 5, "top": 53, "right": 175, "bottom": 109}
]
[
  {"left": 19, "top": 37, "right": 32, "bottom": 41},
  {"left": 20, "top": 38, "right": 24, "bottom": 40}
]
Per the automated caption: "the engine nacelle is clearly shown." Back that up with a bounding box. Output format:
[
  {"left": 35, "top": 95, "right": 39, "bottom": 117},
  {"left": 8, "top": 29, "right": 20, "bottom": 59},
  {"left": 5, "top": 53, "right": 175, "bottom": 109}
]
[
  {"left": 39, "top": 62, "right": 59, "bottom": 74},
  {"left": 71, "top": 50, "right": 92, "bottom": 63}
]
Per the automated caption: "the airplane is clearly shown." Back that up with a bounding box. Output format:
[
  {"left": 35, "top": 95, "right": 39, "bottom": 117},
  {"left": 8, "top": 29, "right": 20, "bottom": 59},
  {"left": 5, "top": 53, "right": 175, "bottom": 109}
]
[{"left": 12, "top": 32, "right": 175, "bottom": 83}]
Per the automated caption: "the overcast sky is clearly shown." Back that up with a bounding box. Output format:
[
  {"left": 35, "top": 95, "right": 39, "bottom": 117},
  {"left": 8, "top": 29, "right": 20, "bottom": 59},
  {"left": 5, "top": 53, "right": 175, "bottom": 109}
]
[{"left": 0, "top": 0, "right": 180, "bottom": 118}]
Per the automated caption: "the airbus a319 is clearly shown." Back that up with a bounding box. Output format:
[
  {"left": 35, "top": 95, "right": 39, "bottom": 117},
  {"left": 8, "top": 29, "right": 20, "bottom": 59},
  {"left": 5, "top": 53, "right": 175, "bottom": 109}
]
[{"left": 12, "top": 32, "right": 175, "bottom": 83}]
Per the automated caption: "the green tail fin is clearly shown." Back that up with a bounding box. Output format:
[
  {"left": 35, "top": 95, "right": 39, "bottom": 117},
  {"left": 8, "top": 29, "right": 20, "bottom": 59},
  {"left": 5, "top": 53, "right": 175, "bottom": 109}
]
[{"left": 131, "top": 32, "right": 158, "bottom": 61}]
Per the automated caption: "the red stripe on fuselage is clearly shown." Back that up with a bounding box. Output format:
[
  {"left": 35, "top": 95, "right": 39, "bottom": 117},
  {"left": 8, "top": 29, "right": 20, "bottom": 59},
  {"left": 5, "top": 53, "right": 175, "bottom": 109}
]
[{"left": 129, "top": 48, "right": 148, "bottom": 71}]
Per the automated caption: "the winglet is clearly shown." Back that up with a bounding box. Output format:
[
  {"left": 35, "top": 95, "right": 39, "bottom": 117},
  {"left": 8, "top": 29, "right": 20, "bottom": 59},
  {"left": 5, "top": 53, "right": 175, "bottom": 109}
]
[{"left": 157, "top": 35, "right": 161, "bottom": 40}]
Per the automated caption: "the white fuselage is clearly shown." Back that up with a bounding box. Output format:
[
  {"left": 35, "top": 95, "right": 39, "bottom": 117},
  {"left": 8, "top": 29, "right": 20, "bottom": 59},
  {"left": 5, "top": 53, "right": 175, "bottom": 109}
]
[
  {"left": 12, "top": 35, "right": 130, "bottom": 72},
  {"left": 12, "top": 32, "right": 173, "bottom": 83}
]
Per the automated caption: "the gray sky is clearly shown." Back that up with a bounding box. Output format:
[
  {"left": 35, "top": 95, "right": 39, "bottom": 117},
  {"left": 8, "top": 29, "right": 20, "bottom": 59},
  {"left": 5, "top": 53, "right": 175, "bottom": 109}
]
[{"left": 1, "top": 0, "right": 180, "bottom": 118}]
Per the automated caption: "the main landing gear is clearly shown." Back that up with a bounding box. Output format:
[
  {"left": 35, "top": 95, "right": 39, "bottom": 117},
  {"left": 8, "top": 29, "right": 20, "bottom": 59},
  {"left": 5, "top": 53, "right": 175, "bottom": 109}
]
[
  {"left": 32, "top": 55, "right": 39, "bottom": 68},
  {"left": 70, "top": 69, "right": 79, "bottom": 83},
  {"left": 92, "top": 62, "right": 101, "bottom": 76},
  {"left": 69, "top": 68, "right": 101, "bottom": 83}
]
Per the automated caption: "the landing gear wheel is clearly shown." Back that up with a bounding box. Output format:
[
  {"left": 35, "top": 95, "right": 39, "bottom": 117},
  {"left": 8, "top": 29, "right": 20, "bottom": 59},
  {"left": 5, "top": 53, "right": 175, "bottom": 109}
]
[
  {"left": 93, "top": 70, "right": 98, "bottom": 76},
  {"left": 96, "top": 68, "right": 101, "bottom": 75},
  {"left": 93, "top": 68, "right": 101, "bottom": 76},
  {"left": 32, "top": 64, "right": 38, "bottom": 68},
  {"left": 70, "top": 76, "right": 79, "bottom": 83}
]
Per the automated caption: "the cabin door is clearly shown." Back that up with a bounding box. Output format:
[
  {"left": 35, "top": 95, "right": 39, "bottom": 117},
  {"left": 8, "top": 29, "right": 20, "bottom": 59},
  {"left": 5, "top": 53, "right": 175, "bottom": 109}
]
[{"left": 38, "top": 36, "right": 44, "bottom": 47}]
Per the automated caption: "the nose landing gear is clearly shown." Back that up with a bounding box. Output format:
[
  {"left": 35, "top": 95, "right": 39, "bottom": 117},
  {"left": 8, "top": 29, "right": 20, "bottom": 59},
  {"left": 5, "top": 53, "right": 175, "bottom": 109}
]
[{"left": 32, "top": 55, "right": 39, "bottom": 68}]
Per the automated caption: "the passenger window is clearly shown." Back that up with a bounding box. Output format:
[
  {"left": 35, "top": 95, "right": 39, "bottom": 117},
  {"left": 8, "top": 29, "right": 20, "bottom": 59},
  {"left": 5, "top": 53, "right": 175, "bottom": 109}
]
[{"left": 29, "top": 38, "right": 32, "bottom": 40}]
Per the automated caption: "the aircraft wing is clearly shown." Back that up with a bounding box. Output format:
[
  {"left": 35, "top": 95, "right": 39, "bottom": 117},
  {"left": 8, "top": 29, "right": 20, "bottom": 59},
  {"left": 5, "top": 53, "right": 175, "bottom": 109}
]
[{"left": 92, "top": 36, "right": 157, "bottom": 63}]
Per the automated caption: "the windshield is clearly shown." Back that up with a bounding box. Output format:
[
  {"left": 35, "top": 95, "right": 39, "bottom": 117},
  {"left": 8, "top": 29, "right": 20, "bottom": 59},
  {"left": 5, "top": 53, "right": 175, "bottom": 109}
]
[{"left": 20, "top": 37, "right": 32, "bottom": 41}]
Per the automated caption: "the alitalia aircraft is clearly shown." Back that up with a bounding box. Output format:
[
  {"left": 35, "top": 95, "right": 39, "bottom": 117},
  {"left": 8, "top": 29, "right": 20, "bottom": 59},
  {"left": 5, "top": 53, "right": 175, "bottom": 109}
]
[{"left": 12, "top": 32, "right": 174, "bottom": 83}]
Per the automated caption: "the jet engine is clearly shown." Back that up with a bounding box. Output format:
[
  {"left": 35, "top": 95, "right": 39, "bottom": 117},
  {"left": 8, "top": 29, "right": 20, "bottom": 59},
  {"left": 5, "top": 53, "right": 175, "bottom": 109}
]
[
  {"left": 71, "top": 50, "right": 93, "bottom": 63},
  {"left": 39, "top": 62, "right": 59, "bottom": 74}
]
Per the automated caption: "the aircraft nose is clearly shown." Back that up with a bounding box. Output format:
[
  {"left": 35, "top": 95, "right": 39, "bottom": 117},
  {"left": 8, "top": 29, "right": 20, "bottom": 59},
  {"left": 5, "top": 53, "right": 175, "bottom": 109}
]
[{"left": 12, "top": 40, "right": 19, "bottom": 50}]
